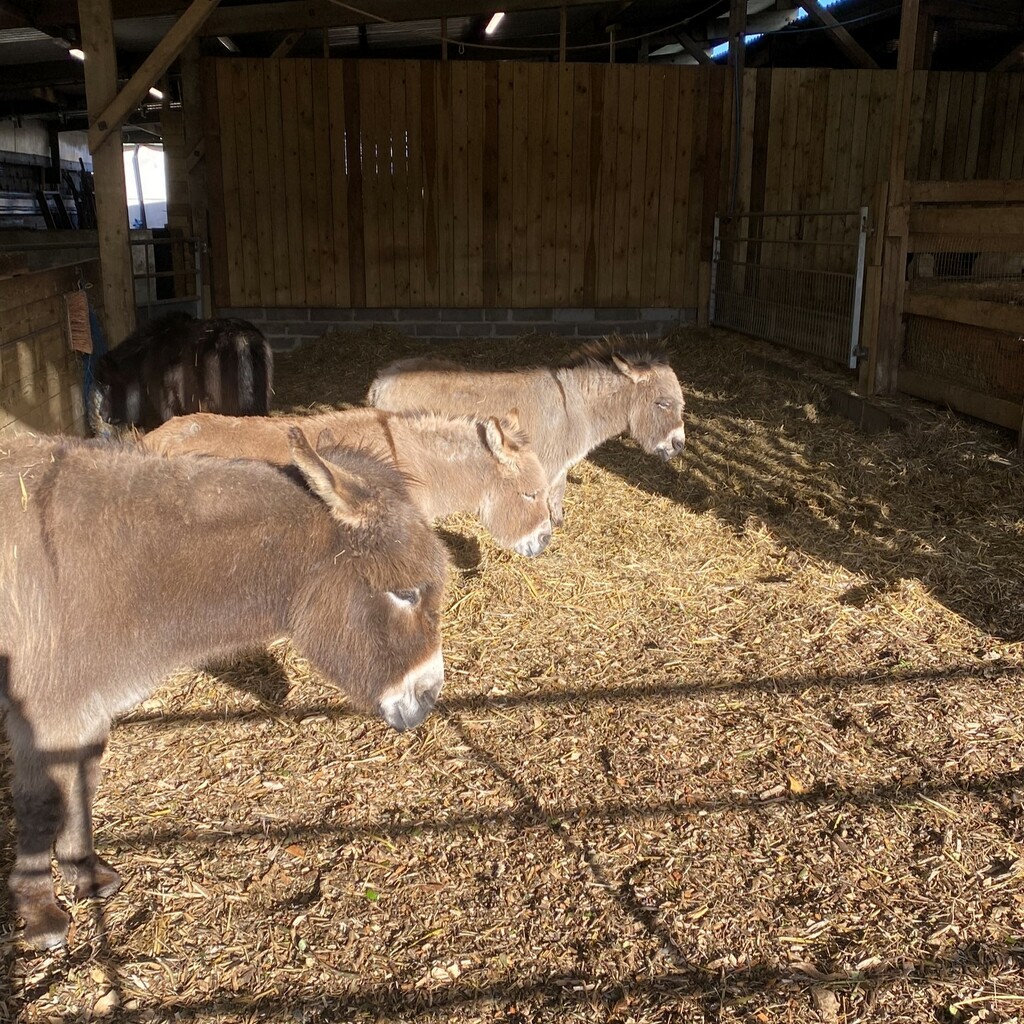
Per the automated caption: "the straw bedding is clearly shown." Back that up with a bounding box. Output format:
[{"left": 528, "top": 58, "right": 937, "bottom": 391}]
[{"left": 2, "top": 325, "right": 1023, "bottom": 1024}]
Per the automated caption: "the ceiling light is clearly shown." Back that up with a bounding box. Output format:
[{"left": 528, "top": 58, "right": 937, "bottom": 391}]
[
  {"left": 69, "top": 47, "right": 85, "bottom": 60},
  {"left": 217, "top": 35, "right": 239, "bottom": 52},
  {"left": 148, "top": 87, "right": 163, "bottom": 100},
  {"left": 484, "top": 12, "right": 504, "bottom": 34}
]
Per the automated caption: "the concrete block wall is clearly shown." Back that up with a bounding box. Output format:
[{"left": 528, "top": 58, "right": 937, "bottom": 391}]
[{"left": 216, "top": 307, "right": 697, "bottom": 353}]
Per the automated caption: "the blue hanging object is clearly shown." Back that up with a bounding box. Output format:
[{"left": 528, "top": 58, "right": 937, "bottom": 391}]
[{"left": 82, "top": 300, "right": 108, "bottom": 418}]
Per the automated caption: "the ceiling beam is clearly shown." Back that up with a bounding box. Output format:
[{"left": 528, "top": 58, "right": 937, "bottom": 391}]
[
  {"left": 672, "top": 29, "right": 712, "bottom": 65},
  {"left": 801, "top": 0, "right": 879, "bottom": 69},
  {"left": 87, "top": 0, "right": 221, "bottom": 153}
]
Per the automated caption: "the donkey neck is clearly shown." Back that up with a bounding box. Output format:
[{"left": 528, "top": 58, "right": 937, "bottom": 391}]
[
  {"left": 388, "top": 416, "right": 489, "bottom": 520},
  {"left": 555, "top": 364, "right": 634, "bottom": 464}
]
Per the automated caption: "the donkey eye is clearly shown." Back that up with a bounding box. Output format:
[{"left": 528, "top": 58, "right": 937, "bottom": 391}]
[
  {"left": 388, "top": 588, "right": 421, "bottom": 608},
  {"left": 655, "top": 399, "right": 673, "bottom": 410},
  {"left": 521, "top": 491, "right": 538, "bottom": 501}
]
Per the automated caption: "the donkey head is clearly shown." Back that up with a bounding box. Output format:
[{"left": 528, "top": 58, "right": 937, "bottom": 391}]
[
  {"left": 612, "top": 353, "right": 687, "bottom": 462},
  {"left": 287, "top": 429, "right": 448, "bottom": 731},
  {"left": 478, "top": 412, "right": 552, "bottom": 556}
]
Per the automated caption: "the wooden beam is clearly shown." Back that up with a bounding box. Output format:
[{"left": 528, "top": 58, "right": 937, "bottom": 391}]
[
  {"left": 271, "top": 30, "right": 303, "bottom": 58},
  {"left": 78, "top": 0, "right": 135, "bottom": 345},
  {"left": 88, "top": 0, "right": 222, "bottom": 154},
  {"left": 180, "top": 38, "right": 210, "bottom": 314},
  {"left": 727, "top": 0, "right": 745, "bottom": 70},
  {"left": 909, "top": 179, "right": 1024, "bottom": 204},
  {"left": 672, "top": 29, "right": 712, "bottom": 65},
  {"left": 873, "top": 0, "right": 919, "bottom": 395},
  {"left": 802, "top": 0, "right": 879, "bottom": 69}
]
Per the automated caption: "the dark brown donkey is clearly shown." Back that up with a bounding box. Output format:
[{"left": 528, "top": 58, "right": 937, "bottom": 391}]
[
  {"left": 0, "top": 431, "right": 449, "bottom": 949},
  {"left": 89, "top": 312, "right": 273, "bottom": 437},
  {"left": 142, "top": 408, "right": 553, "bottom": 556},
  {"left": 368, "top": 337, "right": 687, "bottom": 526}
]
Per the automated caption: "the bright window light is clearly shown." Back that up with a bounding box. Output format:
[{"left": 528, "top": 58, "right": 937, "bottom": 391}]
[
  {"left": 68, "top": 47, "right": 85, "bottom": 60},
  {"left": 485, "top": 12, "right": 505, "bottom": 35}
]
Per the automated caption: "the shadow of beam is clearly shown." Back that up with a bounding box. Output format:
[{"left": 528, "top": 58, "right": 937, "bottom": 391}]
[
  {"left": 79, "top": 761, "right": 1024, "bottom": 854},
  {"left": 12, "top": 948, "right": 1023, "bottom": 1022},
  {"left": 114, "top": 663, "right": 1023, "bottom": 731}
]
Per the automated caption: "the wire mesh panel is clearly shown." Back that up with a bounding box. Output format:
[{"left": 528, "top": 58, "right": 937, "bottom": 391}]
[
  {"left": 901, "top": 229, "right": 1024, "bottom": 432},
  {"left": 711, "top": 209, "right": 868, "bottom": 370}
]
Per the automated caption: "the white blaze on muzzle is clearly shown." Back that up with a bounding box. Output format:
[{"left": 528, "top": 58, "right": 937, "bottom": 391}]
[
  {"left": 379, "top": 646, "right": 445, "bottom": 732},
  {"left": 656, "top": 426, "right": 687, "bottom": 460},
  {"left": 514, "top": 519, "right": 553, "bottom": 557}
]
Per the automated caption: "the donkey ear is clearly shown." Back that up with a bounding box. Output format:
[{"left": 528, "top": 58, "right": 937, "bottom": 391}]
[
  {"left": 288, "top": 427, "right": 370, "bottom": 528},
  {"left": 314, "top": 426, "right": 338, "bottom": 450},
  {"left": 611, "top": 353, "right": 649, "bottom": 384},
  {"left": 482, "top": 416, "right": 520, "bottom": 468}
]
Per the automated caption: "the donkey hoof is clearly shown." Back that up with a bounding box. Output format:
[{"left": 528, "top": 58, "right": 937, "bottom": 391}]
[
  {"left": 73, "top": 858, "right": 123, "bottom": 901},
  {"left": 20, "top": 902, "right": 70, "bottom": 951},
  {"left": 63, "top": 856, "right": 123, "bottom": 900}
]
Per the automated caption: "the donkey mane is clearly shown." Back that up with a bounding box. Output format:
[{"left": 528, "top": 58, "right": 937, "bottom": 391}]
[{"left": 560, "top": 336, "right": 671, "bottom": 371}]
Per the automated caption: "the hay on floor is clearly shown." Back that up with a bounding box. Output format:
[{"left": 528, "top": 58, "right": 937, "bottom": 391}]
[{"left": 2, "top": 325, "right": 1023, "bottom": 1024}]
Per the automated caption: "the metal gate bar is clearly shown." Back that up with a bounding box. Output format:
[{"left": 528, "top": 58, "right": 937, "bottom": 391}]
[{"left": 711, "top": 208, "right": 869, "bottom": 370}]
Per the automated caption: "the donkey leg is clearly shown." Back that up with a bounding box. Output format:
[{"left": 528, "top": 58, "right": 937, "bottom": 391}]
[
  {"left": 7, "top": 736, "right": 72, "bottom": 950},
  {"left": 54, "top": 734, "right": 122, "bottom": 901},
  {"left": 548, "top": 471, "right": 567, "bottom": 527}
]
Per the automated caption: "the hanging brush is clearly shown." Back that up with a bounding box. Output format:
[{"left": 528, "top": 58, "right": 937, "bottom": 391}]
[{"left": 63, "top": 287, "right": 93, "bottom": 354}]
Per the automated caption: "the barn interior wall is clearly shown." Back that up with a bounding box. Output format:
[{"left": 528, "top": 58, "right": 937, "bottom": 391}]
[
  {"left": 0, "top": 260, "right": 103, "bottom": 439},
  {"left": 202, "top": 60, "right": 1022, "bottom": 315}
]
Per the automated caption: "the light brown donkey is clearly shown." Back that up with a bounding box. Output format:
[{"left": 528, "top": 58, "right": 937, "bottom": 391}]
[
  {"left": 143, "top": 408, "right": 552, "bottom": 556},
  {"left": 1, "top": 431, "right": 448, "bottom": 949},
  {"left": 368, "top": 338, "right": 687, "bottom": 526}
]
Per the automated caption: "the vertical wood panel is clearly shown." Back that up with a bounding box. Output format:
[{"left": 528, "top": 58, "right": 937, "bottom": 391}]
[
  {"left": 205, "top": 61, "right": 1015, "bottom": 313},
  {"left": 405, "top": 62, "right": 425, "bottom": 306},
  {"left": 495, "top": 63, "right": 514, "bottom": 308},
  {"left": 554, "top": 63, "right": 574, "bottom": 307},
  {"left": 296, "top": 60, "right": 322, "bottom": 306},
  {"left": 390, "top": 62, "right": 411, "bottom": 306},
  {"left": 342, "top": 61, "right": 365, "bottom": 306},
  {"left": 312, "top": 60, "right": 336, "bottom": 307},
  {"left": 245, "top": 62, "right": 275, "bottom": 304},
  {"left": 481, "top": 62, "right": 499, "bottom": 308},
  {"left": 466, "top": 62, "right": 485, "bottom": 306},
  {"left": 264, "top": 62, "right": 293, "bottom": 305},
  {"left": 326, "top": 60, "right": 351, "bottom": 308}
]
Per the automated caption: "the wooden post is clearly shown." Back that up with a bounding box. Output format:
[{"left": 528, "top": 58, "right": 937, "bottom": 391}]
[
  {"left": 79, "top": 0, "right": 135, "bottom": 345},
  {"left": 180, "top": 40, "right": 211, "bottom": 315},
  {"left": 727, "top": 0, "right": 746, "bottom": 72},
  {"left": 873, "top": 0, "right": 919, "bottom": 394},
  {"left": 727, "top": 0, "right": 746, "bottom": 216}
]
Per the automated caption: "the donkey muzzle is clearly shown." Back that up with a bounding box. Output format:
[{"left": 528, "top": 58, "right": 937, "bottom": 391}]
[
  {"left": 657, "top": 430, "right": 687, "bottom": 461},
  {"left": 514, "top": 522, "right": 553, "bottom": 557},
  {"left": 379, "top": 647, "right": 445, "bottom": 731}
]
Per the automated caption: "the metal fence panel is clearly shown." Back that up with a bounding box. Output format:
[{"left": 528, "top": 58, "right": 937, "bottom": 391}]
[{"left": 711, "top": 209, "right": 868, "bottom": 370}]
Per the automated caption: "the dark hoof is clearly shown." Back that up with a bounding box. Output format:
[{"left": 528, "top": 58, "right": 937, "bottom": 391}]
[
  {"left": 16, "top": 898, "right": 70, "bottom": 951},
  {"left": 64, "top": 857, "right": 123, "bottom": 900}
]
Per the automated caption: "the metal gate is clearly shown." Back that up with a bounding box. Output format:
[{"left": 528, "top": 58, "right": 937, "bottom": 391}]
[{"left": 711, "top": 208, "right": 869, "bottom": 370}]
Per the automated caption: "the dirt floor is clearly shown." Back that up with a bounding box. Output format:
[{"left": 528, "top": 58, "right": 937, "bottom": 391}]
[{"left": 2, "top": 325, "right": 1024, "bottom": 1023}]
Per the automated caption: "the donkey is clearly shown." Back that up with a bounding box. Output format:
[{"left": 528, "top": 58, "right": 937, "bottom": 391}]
[
  {"left": 142, "top": 408, "right": 553, "bottom": 556},
  {"left": 89, "top": 312, "right": 273, "bottom": 438},
  {"left": 0, "top": 430, "right": 449, "bottom": 949},
  {"left": 368, "top": 338, "right": 687, "bottom": 526}
]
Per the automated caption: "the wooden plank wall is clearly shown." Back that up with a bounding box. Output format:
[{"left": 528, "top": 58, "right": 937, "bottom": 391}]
[
  {"left": 0, "top": 261, "right": 103, "bottom": 439},
  {"left": 206, "top": 58, "right": 725, "bottom": 309},
  {"left": 205, "top": 61, "right": 1023, "bottom": 311}
]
